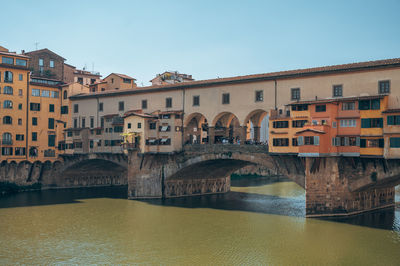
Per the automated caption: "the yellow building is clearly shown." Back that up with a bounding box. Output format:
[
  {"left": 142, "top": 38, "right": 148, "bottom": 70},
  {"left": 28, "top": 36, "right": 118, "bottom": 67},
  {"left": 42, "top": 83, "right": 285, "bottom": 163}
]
[
  {"left": 28, "top": 77, "right": 63, "bottom": 161},
  {"left": 0, "top": 49, "right": 30, "bottom": 162},
  {"left": 359, "top": 95, "right": 387, "bottom": 157}
]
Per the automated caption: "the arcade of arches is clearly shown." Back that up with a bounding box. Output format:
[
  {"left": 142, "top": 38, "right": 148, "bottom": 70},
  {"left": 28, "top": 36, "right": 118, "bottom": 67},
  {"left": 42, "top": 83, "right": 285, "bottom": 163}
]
[{"left": 183, "top": 110, "right": 268, "bottom": 145}]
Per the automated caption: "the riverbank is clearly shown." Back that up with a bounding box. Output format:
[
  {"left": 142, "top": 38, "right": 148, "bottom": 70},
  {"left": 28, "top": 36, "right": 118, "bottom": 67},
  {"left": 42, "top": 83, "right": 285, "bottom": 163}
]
[{"left": 0, "top": 182, "right": 41, "bottom": 196}]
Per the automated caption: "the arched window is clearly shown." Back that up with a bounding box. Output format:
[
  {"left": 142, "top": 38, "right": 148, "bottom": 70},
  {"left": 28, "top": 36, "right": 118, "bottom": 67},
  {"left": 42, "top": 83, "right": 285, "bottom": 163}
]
[
  {"left": 63, "top": 90, "right": 68, "bottom": 99},
  {"left": 3, "top": 100, "right": 13, "bottom": 109},
  {"left": 4, "top": 71, "right": 13, "bottom": 82},
  {"left": 3, "top": 86, "right": 13, "bottom": 95},
  {"left": 3, "top": 116, "right": 12, "bottom": 125},
  {"left": 2, "top": 133, "right": 12, "bottom": 144}
]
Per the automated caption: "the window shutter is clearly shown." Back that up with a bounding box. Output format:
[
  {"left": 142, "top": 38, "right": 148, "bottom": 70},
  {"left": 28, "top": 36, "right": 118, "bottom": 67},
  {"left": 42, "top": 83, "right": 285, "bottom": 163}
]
[
  {"left": 361, "top": 119, "right": 370, "bottom": 128},
  {"left": 379, "top": 139, "right": 384, "bottom": 148},
  {"left": 314, "top": 136, "right": 319, "bottom": 145},
  {"left": 356, "top": 137, "right": 360, "bottom": 147},
  {"left": 378, "top": 118, "right": 383, "bottom": 128},
  {"left": 298, "top": 136, "right": 304, "bottom": 146},
  {"left": 344, "top": 137, "right": 349, "bottom": 146},
  {"left": 360, "top": 139, "right": 366, "bottom": 148},
  {"left": 388, "top": 116, "right": 394, "bottom": 125}
]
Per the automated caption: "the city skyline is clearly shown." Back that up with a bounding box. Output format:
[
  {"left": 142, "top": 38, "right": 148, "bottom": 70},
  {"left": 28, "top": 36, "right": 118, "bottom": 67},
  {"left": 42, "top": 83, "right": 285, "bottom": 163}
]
[{"left": 2, "top": 0, "right": 400, "bottom": 85}]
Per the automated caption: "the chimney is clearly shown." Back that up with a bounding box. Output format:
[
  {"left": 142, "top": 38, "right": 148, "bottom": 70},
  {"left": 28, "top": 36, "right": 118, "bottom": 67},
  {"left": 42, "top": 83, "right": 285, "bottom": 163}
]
[{"left": 21, "top": 50, "right": 25, "bottom": 54}]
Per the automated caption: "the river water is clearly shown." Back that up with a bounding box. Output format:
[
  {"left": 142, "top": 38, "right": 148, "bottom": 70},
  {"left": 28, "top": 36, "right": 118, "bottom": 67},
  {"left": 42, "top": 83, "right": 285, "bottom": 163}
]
[{"left": 0, "top": 178, "right": 399, "bottom": 265}]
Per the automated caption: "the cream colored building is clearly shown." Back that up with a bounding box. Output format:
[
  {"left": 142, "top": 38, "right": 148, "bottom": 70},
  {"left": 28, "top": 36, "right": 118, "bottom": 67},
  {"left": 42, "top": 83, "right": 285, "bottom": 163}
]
[{"left": 68, "top": 58, "right": 400, "bottom": 156}]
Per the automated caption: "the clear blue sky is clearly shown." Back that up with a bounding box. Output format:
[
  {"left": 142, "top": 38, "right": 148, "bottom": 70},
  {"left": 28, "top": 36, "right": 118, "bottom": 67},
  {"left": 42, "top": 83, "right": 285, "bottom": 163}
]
[{"left": 3, "top": 0, "right": 400, "bottom": 86}]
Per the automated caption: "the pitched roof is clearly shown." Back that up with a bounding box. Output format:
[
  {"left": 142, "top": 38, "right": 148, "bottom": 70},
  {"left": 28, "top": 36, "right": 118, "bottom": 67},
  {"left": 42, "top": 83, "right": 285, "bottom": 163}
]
[
  {"left": 70, "top": 57, "right": 400, "bottom": 100},
  {"left": 295, "top": 128, "right": 326, "bottom": 135},
  {"left": 0, "top": 51, "right": 30, "bottom": 59},
  {"left": 24, "top": 48, "right": 66, "bottom": 60},
  {"left": 123, "top": 110, "right": 157, "bottom": 119},
  {"left": 104, "top": 73, "right": 136, "bottom": 81}
]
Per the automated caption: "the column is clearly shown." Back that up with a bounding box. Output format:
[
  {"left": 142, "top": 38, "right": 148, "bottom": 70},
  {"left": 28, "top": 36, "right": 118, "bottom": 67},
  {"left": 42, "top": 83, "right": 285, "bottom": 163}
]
[
  {"left": 208, "top": 127, "right": 215, "bottom": 144},
  {"left": 253, "top": 126, "right": 261, "bottom": 142}
]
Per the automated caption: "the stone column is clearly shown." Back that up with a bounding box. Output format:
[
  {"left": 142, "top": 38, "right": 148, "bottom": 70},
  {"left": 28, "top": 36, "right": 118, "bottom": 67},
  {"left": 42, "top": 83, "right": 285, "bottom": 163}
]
[
  {"left": 253, "top": 126, "right": 261, "bottom": 142},
  {"left": 238, "top": 126, "right": 247, "bottom": 145},
  {"left": 208, "top": 127, "right": 215, "bottom": 144}
]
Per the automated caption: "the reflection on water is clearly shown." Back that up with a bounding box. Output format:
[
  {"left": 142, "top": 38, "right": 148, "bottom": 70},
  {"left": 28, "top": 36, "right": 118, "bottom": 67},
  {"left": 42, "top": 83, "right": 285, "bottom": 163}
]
[{"left": 0, "top": 181, "right": 399, "bottom": 265}]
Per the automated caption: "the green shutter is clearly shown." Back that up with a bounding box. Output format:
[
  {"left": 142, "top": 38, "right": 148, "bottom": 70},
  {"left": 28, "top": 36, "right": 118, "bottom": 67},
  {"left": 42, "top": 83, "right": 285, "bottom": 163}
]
[
  {"left": 379, "top": 139, "right": 384, "bottom": 148},
  {"left": 388, "top": 116, "right": 395, "bottom": 125},
  {"left": 361, "top": 119, "right": 370, "bottom": 128}
]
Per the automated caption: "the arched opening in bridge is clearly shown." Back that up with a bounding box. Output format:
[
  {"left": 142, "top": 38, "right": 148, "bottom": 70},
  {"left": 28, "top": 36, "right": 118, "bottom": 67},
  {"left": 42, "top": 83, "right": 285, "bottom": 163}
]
[
  {"left": 243, "top": 109, "right": 268, "bottom": 144},
  {"left": 211, "top": 112, "right": 242, "bottom": 144},
  {"left": 61, "top": 159, "right": 128, "bottom": 187},
  {"left": 184, "top": 112, "right": 209, "bottom": 144}
]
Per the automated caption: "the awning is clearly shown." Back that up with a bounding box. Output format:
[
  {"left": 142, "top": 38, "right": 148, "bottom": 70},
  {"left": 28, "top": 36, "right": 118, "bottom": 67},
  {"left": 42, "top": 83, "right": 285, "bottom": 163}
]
[
  {"left": 161, "top": 138, "right": 169, "bottom": 143},
  {"left": 161, "top": 126, "right": 168, "bottom": 131}
]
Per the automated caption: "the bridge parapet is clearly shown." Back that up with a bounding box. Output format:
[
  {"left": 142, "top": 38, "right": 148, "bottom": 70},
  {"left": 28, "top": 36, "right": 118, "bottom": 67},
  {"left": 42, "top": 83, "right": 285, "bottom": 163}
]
[{"left": 183, "top": 144, "right": 268, "bottom": 154}]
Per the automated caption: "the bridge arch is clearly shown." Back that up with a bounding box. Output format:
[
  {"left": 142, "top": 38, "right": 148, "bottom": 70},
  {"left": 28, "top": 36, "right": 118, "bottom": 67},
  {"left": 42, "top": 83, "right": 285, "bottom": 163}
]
[
  {"left": 243, "top": 109, "right": 268, "bottom": 142},
  {"left": 211, "top": 112, "right": 242, "bottom": 144},
  {"left": 184, "top": 112, "right": 209, "bottom": 144}
]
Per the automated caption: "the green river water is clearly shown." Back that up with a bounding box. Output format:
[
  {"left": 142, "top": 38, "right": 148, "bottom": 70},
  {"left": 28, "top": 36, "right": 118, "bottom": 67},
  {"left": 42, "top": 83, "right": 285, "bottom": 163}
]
[{"left": 0, "top": 180, "right": 399, "bottom": 265}]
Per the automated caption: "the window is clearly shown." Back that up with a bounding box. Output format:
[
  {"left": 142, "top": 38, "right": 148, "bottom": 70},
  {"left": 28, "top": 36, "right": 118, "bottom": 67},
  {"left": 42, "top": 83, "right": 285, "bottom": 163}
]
[
  {"left": 77, "top": 77, "right": 83, "bottom": 84},
  {"left": 49, "top": 104, "right": 55, "bottom": 112},
  {"left": 32, "top": 117, "right": 38, "bottom": 125},
  {"left": 41, "top": 90, "right": 50, "bottom": 97},
  {"left": 222, "top": 93, "right": 230, "bottom": 104},
  {"left": 48, "top": 135, "right": 56, "bottom": 147},
  {"left": 159, "top": 138, "right": 171, "bottom": 145},
  {"left": 342, "top": 102, "right": 355, "bottom": 110},
  {"left": 339, "top": 119, "right": 356, "bottom": 127},
  {"left": 19, "top": 74, "right": 23, "bottom": 81},
  {"left": 333, "top": 85, "right": 343, "bottom": 97},
  {"left": 90, "top": 117, "right": 94, "bottom": 128},
  {"left": 101, "top": 117, "right": 104, "bottom": 128},
  {"left": 3, "top": 116, "right": 12, "bottom": 124},
  {"left": 74, "top": 118, "right": 78, "bottom": 128},
  {"left": 50, "top": 60, "right": 54, "bottom": 68},
  {"left": 255, "top": 90, "right": 263, "bottom": 102},
  {"left": 292, "top": 138, "right": 298, "bottom": 146},
  {"left": 387, "top": 115, "right": 400, "bottom": 125},
  {"left": 51, "top": 91, "right": 59, "bottom": 98},
  {"left": 3, "top": 100, "right": 13, "bottom": 109},
  {"left": 3, "top": 86, "right": 13, "bottom": 95},
  {"left": 315, "top": 105, "right": 326, "bottom": 112},
  {"left": 39, "top": 58, "right": 44, "bottom": 66},
  {"left": 32, "top": 132, "right": 37, "bottom": 141},
  {"left": 2, "top": 132, "right": 12, "bottom": 145},
  {"left": 67, "top": 131, "right": 72, "bottom": 137},
  {"left": 61, "top": 106, "right": 68, "bottom": 114},
  {"left": 379, "top": 80, "right": 390, "bottom": 94},
  {"left": 390, "top": 137, "right": 400, "bottom": 148},
  {"left": 361, "top": 118, "right": 383, "bottom": 128},
  {"left": 119, "top": 101, "right": 124, "bottom": 111},
  {"left": 82, "top": 117, "right": 86, "bottom": 128},
  {"left": 360, "top": 138, "right": 384, "bottom": 148},
  {"left": 4, "top": 71, "right": 13, "bottom": 82},
  {"left": 18, "top": 89, "right": 23, "bottom": 96},
  {"left": 2, "top": 57, "right": 14, "bottom": 64},
  {"left": 149, "top": 122, "right": 156, "bottom": 130},
  {"left": 99, "top": 102, "right": 103, "bottom": 111},
  {"left": 15, "top": 147, "right": 26, "bottom": 156},
  {"left": 359, "top": 99, "right": 380, "bottom": 110},
  {"left": 193, "top": 96, "right": 200, "bottom": 106},
  {"left": 2, "top": 147, "right": 13, "bottom": 156},
  {"left": 166, "top": 97, "right": 172, "bottom": 108},
  {"left": 91, "top": 79, "right": 96, "bottom": 84},
  {"left": 273, "top": 138, "right": 289, "bottom": 146},
  {"left": 272, "top": 121, "right": 289, "bottom": 128},
  {"left": 301, "top": 136, "right": 319, "bottom": 145},
  {"left": 114, "top": 126, "right": 123, "bottom": 133},
  {"left": 15, "top": 134, "right": 24, "bottom": 141},
  {"left": 137, "top": 122, "right": 142, "bottom": 129},
  {"left": 48, "top": 118, "right": 55, "bottom": 129},
  {"left": 291, "top": 104, "right": 308, "bottom": 111},
  {"left": 16, "top": 59, "right": 27, "bottom": 66},
  {"left": 159, "top": 125, "right": 171, "bottom": 132},
  {"left": 292, "top": 120, "right": 307, "bottom": 128},
  {"left": 127, "top": 123, "right": 131, "bottom": 129},
  {"left": 123, "top": 78, "right": 131, "bottom": 84},
  {"left": 74, "top": 104, "right": 79, "bottom": 113},
  {"left": 32, "top": 89, "right": 40, "bottom": 96},
  {"left": 142, "top": 99, "right": 148, "bottom": 109},
  {"left": 291, "top": 88, "right": 300, "bottom": 100},
  {"left": 63, "top": 90, "right": 68, "bottom": 99},
  {"left": 30, "top": 103, "right": 40, "bottom": 111},
  {"left": 18, "top": 118, "right": 22, "bottom": 125}
]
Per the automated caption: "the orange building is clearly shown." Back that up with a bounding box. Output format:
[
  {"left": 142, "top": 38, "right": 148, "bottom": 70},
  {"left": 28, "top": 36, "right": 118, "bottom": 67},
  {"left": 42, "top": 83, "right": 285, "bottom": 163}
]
[
  {"left": 383, "top": 109, "right": 400, "bottom": 159},
  {"left": 0, "top": 49, "right": 30, "bottom": 162}
]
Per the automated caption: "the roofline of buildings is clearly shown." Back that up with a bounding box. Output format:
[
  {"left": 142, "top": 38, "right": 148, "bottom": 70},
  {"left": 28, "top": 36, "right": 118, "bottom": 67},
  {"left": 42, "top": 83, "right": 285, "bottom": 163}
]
[
  {"left": 288, "top": 94, "right": 387, "bottom": 105},
  {"left": 0, "top": 51, "right": 30, "bottom": 59},
  {"left": 69, "top": 58, "right": 400, "bottom": 101}
]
